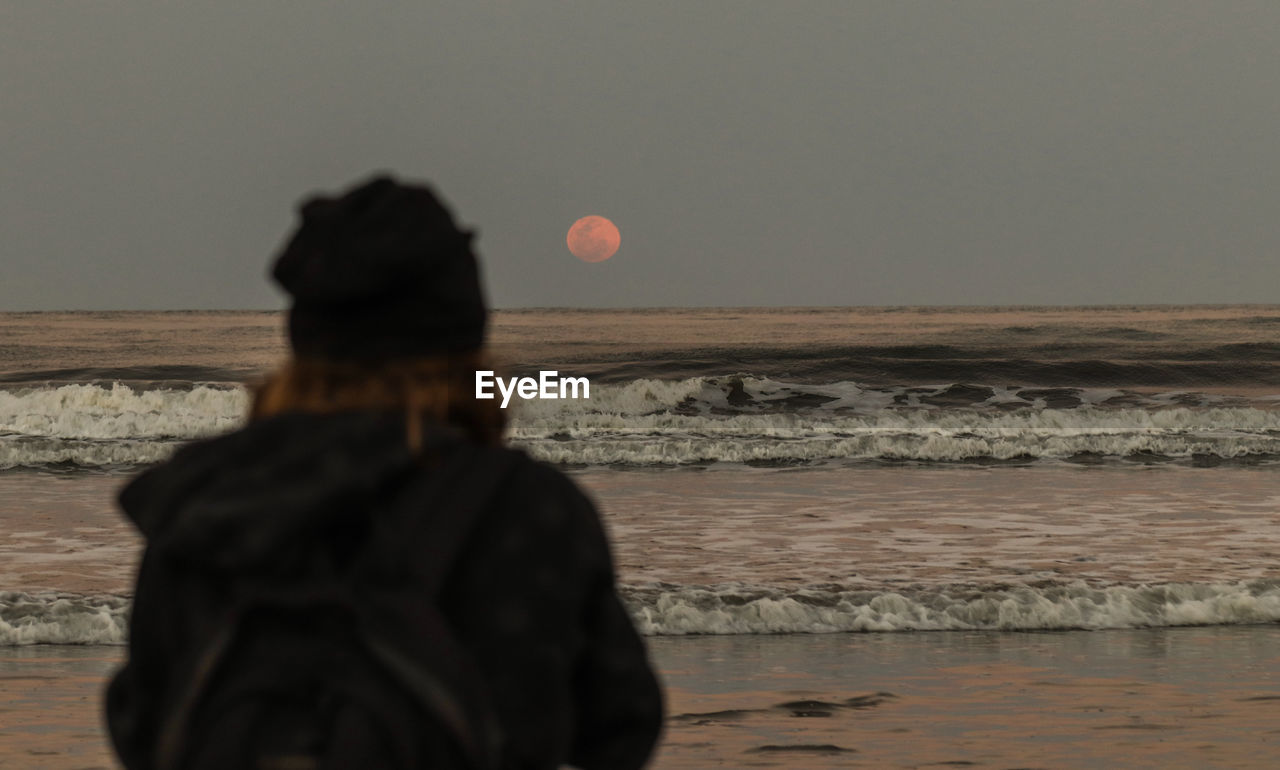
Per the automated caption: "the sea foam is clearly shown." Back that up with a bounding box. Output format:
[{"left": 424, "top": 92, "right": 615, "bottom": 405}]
[
  {"left": 6, "top": 581, "right": 1280, "bottom": 644},
  {"left": 622, "top": 580, "right": 1280, "bottom": 635},
  {"left": 0, "top": 383, "right": 246, "bottom": 440},
  {"left": 3, "top": 380, "right": 1280, "bottom": 469},
  {"left": 0, "top": 592, "right": 128, "bottom": 645}
]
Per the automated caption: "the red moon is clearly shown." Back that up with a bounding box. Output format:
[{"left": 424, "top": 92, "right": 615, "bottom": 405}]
[{"left": 566, "top": 216, "right": 620, "bottom": 262}]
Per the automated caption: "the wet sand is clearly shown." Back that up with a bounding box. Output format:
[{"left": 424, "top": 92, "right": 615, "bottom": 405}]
[
  {"left": 651, "top": 628, "right": 1280, "bottom": 768},
  {"left": 0, "top": 646, "right": 116, "bottom": 770},
  {"left": 6, "top": 626, "right": 1280, "bottom": 768}
]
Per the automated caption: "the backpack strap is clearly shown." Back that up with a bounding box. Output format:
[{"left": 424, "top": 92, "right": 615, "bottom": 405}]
[{"left": 350, "top": 435, "right": 516, "bottom": 767}]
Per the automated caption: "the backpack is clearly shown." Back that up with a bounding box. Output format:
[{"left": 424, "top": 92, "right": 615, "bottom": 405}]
[{"left": 153, "top": 445, "right": 513, "bottom": 770}]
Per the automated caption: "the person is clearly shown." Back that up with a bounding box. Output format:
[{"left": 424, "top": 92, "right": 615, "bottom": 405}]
[{"left": 105, "top": 175, "right": 664, "bottom": 769}]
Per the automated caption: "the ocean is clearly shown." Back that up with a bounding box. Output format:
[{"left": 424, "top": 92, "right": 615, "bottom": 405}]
[{"left": 4, "top": 306, "right": 1280, "bottom": 767}]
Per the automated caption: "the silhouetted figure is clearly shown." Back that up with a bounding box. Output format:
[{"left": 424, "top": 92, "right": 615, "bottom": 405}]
[{"left": 106, "top": 176, "right": 663, "bottom": 769}]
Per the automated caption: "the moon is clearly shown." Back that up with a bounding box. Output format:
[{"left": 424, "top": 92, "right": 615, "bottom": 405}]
[{"left": 566, "top": 215, "right": 620, "bottom": 263}]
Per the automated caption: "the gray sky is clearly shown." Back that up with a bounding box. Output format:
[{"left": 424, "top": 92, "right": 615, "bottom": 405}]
[{"left": 4, "top": 2, "right": 1279, "bottom": 310}]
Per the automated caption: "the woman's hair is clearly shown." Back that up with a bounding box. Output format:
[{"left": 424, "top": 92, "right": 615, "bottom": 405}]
[{"left": 250, "top": 351, "right": 506, "bottom": 449}]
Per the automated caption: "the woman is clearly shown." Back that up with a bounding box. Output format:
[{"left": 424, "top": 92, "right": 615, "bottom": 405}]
[{"left": 106, "top": 176, "right": 663, "bottom": 769}]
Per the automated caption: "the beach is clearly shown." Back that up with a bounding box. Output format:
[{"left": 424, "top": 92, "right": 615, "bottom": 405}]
[{"left": 7, "top": 627, "right": 1280, "bottom": 769}]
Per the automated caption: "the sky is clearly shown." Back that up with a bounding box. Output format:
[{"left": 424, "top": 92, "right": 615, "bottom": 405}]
[{"left": 3, "top": 1, "right": 1279, "bottom": 310}]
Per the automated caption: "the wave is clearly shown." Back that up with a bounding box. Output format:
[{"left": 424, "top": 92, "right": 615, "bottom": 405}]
[
  {"left": 0, "top": 383, "right": 247, "bottom": 440},
  {"left": 8, "top": 580, "right": 1280, "bottom": 644},
  {"left": 622, "top": 580, "right": 1280, "bottom": 635},
  {"left": 3, "top": 379, "right": 1280, "bottom": 470},
  {"left": 9, "top": 342, "right": 1280, "bottom": 389},
  {"left": 513, "top": 374, "right": 1273, "bottom": 417},
  {"left": 516, "top": 347, "right": 1280, "bottom": 388},
  {"left": 0, "top": 592, "right": 128, "bottom": 645},
  {"left": 512, "top": 376, "right": 1280, "bottom": 465},
  {"left": 0, "top": 437, "right": 184, "bottom": 471},
  {"left": 519, "top": 432, "right": 1280, "bottom": 467}
]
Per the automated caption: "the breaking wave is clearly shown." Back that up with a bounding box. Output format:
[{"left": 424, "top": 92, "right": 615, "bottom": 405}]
[
  {"left": 3, "top": 378, "right": 1280, "bottom": 470},
  {"left": 622, "top": 580, "right": 1280, "bottom": 635},
  {"left": 0, "top": 592, "right": 128, "bottom": 645},
  {"left": 0, "top": 383, "right": 246, "bottom": 440},
  {"left": 8, "top": 580, "right": 1280, "bottom": 644}
]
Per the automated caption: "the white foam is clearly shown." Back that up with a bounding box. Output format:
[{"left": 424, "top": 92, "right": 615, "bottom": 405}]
[
  {"left": 10, "top": 581, "right": 1277, "bottom": 644},
  {"left": 0, "top": 383, "right": 247, "bottom": 440},
  {"left": 514, "top": 405, "right": 1280, "bottom": 464},
  {"left": 4, "top": 380, "right": 1280, "bottom": 468},
  {"left": 622, "top": 580, "right": 1280, "bottom": 635},
  {"left": 515, "top": 375, "right": 909, "bottom": 418},
  {"left": 0, "top": 438, "right": 181, "bottom": 470},
  {"left": 0, "top": 592, "right": 128, "bottom": 645}
]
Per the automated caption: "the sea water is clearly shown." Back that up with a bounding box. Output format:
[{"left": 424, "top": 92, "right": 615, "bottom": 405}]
[{"left": 3, "top": 306, "right": 1280, "bottom": 767}]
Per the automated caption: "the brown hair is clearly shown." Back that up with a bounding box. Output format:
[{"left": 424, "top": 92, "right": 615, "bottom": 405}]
[{"left": 250, "top": 352, "right": 506, "bottom": 449}]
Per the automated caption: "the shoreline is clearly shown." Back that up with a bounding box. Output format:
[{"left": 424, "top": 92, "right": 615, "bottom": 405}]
[{"left": 7, "top": 626, "right": 1280, "bottom": 768}]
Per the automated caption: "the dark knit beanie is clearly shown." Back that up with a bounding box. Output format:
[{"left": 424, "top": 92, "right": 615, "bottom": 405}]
[{"left": 271, "top": 175, "right": 488, "bottom": 359}]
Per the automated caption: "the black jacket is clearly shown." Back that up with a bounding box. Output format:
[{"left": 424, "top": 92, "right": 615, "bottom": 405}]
[{"left": 105, "top": 411, "right": 663, "bottom": 769}]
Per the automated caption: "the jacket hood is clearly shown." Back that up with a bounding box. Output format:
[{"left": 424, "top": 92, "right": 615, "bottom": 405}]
[{"left": 119, "top": 411, "right": 428, "bottom": 570}]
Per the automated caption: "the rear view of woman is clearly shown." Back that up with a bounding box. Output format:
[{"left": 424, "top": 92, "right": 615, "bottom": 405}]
[{"left": 106, "top": 176, "right": 663, "bottom": 769}]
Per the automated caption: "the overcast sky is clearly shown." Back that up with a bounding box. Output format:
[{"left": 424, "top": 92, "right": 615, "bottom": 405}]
[{"left": 4, "top": 2, "right": 1279, "bottom": 310}]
